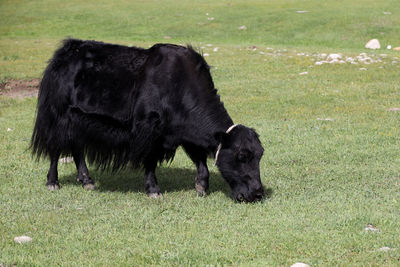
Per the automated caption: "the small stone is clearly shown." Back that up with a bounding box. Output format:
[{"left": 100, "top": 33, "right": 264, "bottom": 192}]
[
  {"left": 299, "top": 72, "right": 308, "bottom": 75},
  {"left": 365, "top": 39, "right": 381, "bottom": 49},
  {"left": 393, "top": 47, "right": 400, "bottom": 51},
  {"left": 213, "top": 47, "right": 219, "bottom": 52},
  {"left": 238, "top": 25, "right": 247, "bottom": 30},
  {"left": 291, "top": 263, "right": 310, "bottom": 267},
  {"left": 365, "top": 224, "right": 379, "bottom": 232},
  {"left": 315, "top": 61, "right": 323, "bottom": 65},
  {"left": 207, "top": 17, "right": 215, "bottom": 21},
  {"left": 387, "top": 45, "right": 392, "bottom": 49},
  {"left": 387, "top": 107, "right": 400, "bottom": 111},
  {"left": 7, "top": 128, "right": 12, "bottom": 132},
  {"left": 327, "top": 53, "right": 342, "bottom": 60},
  {"left": 296, "top": 10, "right": 309, "bottom": 13},
  {"left": 359, "top": 68, "right": 367, "bottom": 71},
  {"left": 378, "top": 246, "right": 391, "bottom": 252},
  {"left": 383, "top": 11, "right": 392, "bottom": 15},
  {"left": 203, "top": 53, "right": 209, "bottom": 57},
  {"left": 317, "top": 118, "right": 334, "bottom": 121},
  {"left": 14, "top": 236, "right": 32, "bottom": 244},
  {"left": 59, "top": 157, "right": 74, "bottom": 164}
]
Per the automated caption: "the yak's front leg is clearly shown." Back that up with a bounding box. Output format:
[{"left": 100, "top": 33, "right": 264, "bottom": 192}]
[
  {"left": 194, "top": 159, "right": 209, "bottom": 197},
  {"left": 144, "top": 159, "right": 162, "bottom": 198},
  {"left": 46, "top": 151, "right": 60, "bottom": 191},
  {"left": 183, "top": 144, "right": 209, "bottom": 196},
  {"left": 73, "top": 149, "right": 95, "bottom": 190}
]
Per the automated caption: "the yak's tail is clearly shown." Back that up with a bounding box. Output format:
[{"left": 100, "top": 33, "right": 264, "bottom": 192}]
[
  {"left": 30, "top": 39, "right": 79, "bottom": 159},
  {"left": 30, "top": 68, "right": 57, "bottom": 159}
]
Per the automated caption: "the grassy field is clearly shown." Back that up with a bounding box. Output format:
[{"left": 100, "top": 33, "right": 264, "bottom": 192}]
[{"left": 1, "top": 0, "right": 400, "bottom": 266}]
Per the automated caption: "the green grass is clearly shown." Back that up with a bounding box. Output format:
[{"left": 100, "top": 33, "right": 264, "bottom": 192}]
[{"left": 1, "top": 0, "right": 400, "bottom": 266}]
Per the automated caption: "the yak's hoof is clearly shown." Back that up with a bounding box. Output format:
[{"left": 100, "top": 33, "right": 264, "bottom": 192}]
[
  {"left": 147, "top": 192, "right": 162, "bottom": 199},
  {"left": 83, "top": 183, "right": 95, "bottom": 190},
  {"left": 47, "top": 184, "right": 60, "bottom": 191},
  {"left": 195, "top": 183, "right": 207, "bottom": 197}
]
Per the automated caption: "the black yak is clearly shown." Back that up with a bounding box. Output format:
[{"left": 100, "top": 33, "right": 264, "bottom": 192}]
[{"left": 31, "top": 39, "right": 265, "bottom": 202}]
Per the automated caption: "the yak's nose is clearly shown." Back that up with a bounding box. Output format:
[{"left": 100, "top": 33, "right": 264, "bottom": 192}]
[{"left": 236, "top": 193, "right": 245, "bottom": 202}]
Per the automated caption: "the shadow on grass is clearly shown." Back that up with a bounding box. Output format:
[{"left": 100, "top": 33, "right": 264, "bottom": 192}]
[
  {"left": 59, "top": 166, "right": 229, "bottom": 194},
  {"left": 60, "top": 166, "right": 274, "bottom": 201}
]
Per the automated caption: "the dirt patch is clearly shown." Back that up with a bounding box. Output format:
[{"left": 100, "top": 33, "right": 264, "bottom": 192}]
[{"left": 0, "top": 79, "right": 40, "bottom": 98}]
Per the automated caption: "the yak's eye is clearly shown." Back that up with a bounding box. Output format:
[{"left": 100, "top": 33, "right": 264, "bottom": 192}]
[{"left": 237, "top": 149, "right": 253, "bottom": 163}]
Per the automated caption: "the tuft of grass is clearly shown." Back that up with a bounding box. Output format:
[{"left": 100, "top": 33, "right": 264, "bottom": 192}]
[{"left": 1, "top": 0, "right": 400, "bottom": 266}]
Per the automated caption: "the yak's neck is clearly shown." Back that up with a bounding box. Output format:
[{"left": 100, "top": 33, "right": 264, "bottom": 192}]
[{"left": 179, "top": 100, "right": 234, "bottom": 153}]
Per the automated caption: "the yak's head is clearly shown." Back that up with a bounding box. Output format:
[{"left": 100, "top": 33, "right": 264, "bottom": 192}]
[{"left": 215, "top": 125, "right": 265, "bottom": 202}]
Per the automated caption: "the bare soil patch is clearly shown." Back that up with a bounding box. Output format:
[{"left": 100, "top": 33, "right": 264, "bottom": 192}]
[{"left": 0, "top": 79, "right": 40, "bottom": 98}]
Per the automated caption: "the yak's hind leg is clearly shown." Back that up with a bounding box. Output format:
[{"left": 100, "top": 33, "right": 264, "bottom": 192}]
[
  {"left": 144, "top": 158, "right": 162, "bottom": 198},
  {"left": 73, "top": 149, "right": 95, "bottom": 190},
  {"left": 183, "top": 144, "right": 209, "bottom": 197},
  {"left": 46, "top": 151, "right": 60, "bottom": 191}
]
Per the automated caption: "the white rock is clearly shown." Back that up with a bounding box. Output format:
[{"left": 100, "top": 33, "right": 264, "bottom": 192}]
[
  {"left": 296, "top": 10, "right": 309, "bottom": 13},
  {"left": 387, "top": 45, "right": 392, "bottom": 49},
  {"left": 203, "top": 53, "right": 209, "bottom": 57},
  {"left": 378, "top": 246, "right": 391, "bottom": 252},
  {"left": 299, "top": 72, "right": 308, "bottom": 75},
  {"left": 207, "top": 17, "right": 215, "bottom": 21},
  {"left": 7, "top": 128, "right": 12, "bottom": 132},
  {"left": 327, "top": 53, "right": 342, "bottom": 60},
  {"left": 365, "top": 39, "right": 381, "bottom": 49},
  {"left": 387, "top": 107, "right": 400, "bottom": 111},
  {"left": 383, "top": 11, "right": 392, "bottom": 15},
  {"left": 315, "top": 61, "right": 323, "bottom": 65},
  {"left": 238, "top": 25, "right": 247, "bottom": 30},
  {"left": 365, "top": 224, "right": 379, "bottom": 232},
  {"left": 359, "top": 68, "right": 367, "bottom": 71},
  {"left": 317, "top": 118, "right": 334, "bottom": 121},
  {"left": 291, "top": 263, "right": 310, "bottom": 267},
  {"left": 14, "top": 236, "right": 32, "bottom": 244},
  {"left": 329, "top": 58, "right": 339, "bottom": 64},
  {"left": 213, "top": 47, "right": 219, "bottom": 52}
]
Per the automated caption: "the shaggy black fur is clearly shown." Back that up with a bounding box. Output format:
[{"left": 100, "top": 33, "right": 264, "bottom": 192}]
[{"left": 31, "top": 39, "right": 265, "bottom": 202}]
